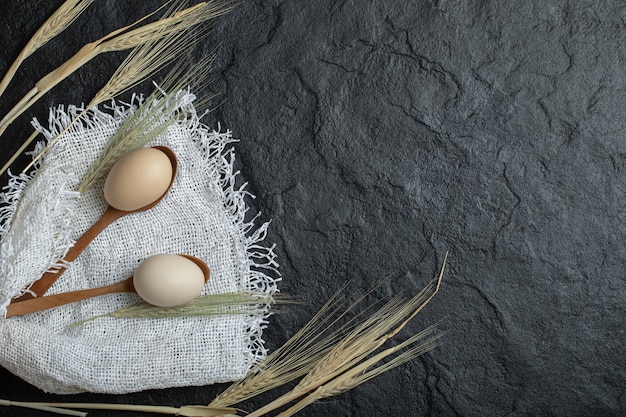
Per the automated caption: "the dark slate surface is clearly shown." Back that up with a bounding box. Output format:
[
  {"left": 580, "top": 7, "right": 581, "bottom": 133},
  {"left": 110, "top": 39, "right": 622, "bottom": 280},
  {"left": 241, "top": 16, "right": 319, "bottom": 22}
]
[{"left": 1, "top": 1, "right": 625, "bottom": 416}]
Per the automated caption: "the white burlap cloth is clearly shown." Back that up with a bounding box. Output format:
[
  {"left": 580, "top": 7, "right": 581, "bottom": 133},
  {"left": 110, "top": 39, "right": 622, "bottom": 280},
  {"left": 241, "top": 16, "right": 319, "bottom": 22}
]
[{"left": 0, "top": 94, "right": 279, "bottom": 394}]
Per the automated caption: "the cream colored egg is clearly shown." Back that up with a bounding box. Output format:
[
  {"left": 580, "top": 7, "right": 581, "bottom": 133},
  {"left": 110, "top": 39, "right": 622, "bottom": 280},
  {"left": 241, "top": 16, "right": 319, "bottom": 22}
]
[
  {"left": 133, "top": 254, "right": 206, "bottom": 307},
  {"left": 104, "top": 147, "right": 173, "bottom": 211}
]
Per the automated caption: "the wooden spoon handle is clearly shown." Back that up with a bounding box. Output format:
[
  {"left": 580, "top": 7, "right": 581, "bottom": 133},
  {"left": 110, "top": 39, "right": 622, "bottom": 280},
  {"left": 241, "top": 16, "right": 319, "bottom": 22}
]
[
  {"left": 12, "top": 206, "right": 127, "bottom": 302},
  {"left": 5, "top": 277, "right": 135, "bottom": 318}
]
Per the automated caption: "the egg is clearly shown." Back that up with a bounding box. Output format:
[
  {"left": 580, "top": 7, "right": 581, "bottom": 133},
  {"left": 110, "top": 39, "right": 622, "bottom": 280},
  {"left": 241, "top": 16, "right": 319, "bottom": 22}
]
[
  {"left": 104, "top": 147, "right": 173, "bottom": 211},
  {"left": 133, "top": 254, "right": 207, "bottom": 307}
]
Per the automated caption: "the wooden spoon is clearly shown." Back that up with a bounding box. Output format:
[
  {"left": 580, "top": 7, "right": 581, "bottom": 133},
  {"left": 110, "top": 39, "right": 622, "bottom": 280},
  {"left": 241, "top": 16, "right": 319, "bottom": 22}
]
[
  {"left": 11, "top": 146, "right": 178, "bottom": 303},
  {"left": 5, "top": 255, "right": 209, "bottom": 318}
]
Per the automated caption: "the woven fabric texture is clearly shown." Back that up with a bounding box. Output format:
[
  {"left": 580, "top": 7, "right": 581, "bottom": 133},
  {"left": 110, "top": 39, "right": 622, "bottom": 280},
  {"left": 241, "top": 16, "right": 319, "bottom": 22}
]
[{"left": 0, "top": 95, "right": 279, "bottom": 394}]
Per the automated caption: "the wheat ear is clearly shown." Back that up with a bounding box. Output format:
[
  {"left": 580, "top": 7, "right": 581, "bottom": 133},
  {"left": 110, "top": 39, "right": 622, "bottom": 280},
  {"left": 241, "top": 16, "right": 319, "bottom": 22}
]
[
  {"left": 210, "top": 284, "right": 354, "bottom": 407},
  {"left": 0, "top": 0, "right": 94, "bottom": 99},
  {"left": 246, "top": 252, "right": 447, "bottom": 417},
  {"left": 70, "top": 292, "right": 278, "bottom": 328},
  {"left": 0, "top": 0, "right": 231, "bottom": 139},
  {"left": 75, "top": 51, "right": 218, "bottom": 192},
  {"left": 209, "top": 278, "right": 395, "bottom": 408},
  {"left": 1, "top": 0, "right": 182, "bottom": 176},
  {"left": 277, "top": 323, "right": 445, "bottom": 417},
  {"left": 22, "top": 44, "right": 218, "bottom": 178},
  {"left": 1, "top": 2, "right": 229, "bottom": 177}
]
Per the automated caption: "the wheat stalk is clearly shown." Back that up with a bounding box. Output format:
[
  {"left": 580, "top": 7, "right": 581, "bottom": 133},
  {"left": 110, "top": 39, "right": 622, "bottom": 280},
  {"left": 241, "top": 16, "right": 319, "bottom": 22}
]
[
  {"left": 0, "top": 399, "right": 86, "bottom": 417},
  {"left": 210, "top": 284, "right": 353, "bottom": 407},
  {"left": 243, "top": 298, "right": 411, "bottom": 417},
  {"left": 212, "top": 273, "right": 417, "bottom": 408},
  {"left": 75, "top": 51, "right": 217, "bottom": 192},
  {"left": 0, "top": 0, "right": 94, "bottom": 99},
  {"left": 71, "top": 292, "right": 277, "bottom": 328},
  {"left": 1, "top": 400, "right": 235, "bottom": 417},
  {"left": 209, "top": 278, "right": 396, "bottom": 408},
  {"left": 277, "top": 323, "right": 445, "bottom": 417},
  {"left": 88, "top": 0, "right": 225, "bottom": 109},
  {"left": 0, "top": 130, "right": 38, "bottom": 176},
  {"left": 0, "top": 0, "right": 231, "bottom": 139},
  {"left": 7, "top": 1, "right": 228, "bottom": 177},
  {"left": 0, "top": 1, "right": 174, "bottom": 176},
  {"left": 1, "top": 1, "right": 230, "bottom": 177},
  {"left": 245, "top": 252, "right": 447, "bottom": 417}
]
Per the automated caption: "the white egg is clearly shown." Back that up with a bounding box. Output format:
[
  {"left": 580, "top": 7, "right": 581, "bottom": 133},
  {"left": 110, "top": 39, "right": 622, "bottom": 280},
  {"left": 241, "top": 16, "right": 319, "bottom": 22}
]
[{"left": 133, "top": 254, "right": 207, "bottom": 307}]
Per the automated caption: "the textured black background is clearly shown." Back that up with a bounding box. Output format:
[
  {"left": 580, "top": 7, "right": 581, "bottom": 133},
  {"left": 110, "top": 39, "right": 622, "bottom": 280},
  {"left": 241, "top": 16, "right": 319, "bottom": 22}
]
[{"left": 1, "top": 1, "right": 625, "bottom": 416}]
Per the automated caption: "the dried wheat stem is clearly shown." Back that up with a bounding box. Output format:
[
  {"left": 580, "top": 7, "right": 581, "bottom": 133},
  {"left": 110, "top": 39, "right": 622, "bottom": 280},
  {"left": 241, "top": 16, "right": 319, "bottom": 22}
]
[
  {"left": 213, "top": 276, "right": 423, "bottom": 410},
  {"left": 210, "top": 282, "right": 377, "bottom": 408},
  {"left": 384, "top": 250, "right": 447, "bottom": 340},
  {"left": 274, "top": 390, "right": 321, "bottom": 417},
  {"left": 0, "top": 88, "right": 38, "bottom": 131},
  {"left": 80, "top": 51, "right": 220, "bottom": 192},
  {"left": 276, "top": 325, "right": 444, "bottom": 417},
  {"left": 0, "top": 1, "right": 229, "bottom": 138},
  {"left": 14, "top": 40, "right": 191, "bottom": 176},
  {"left": 289, "top": 295, "right": 418, "bottom": 388},
  {"left": 246, "top": 255, "right": 448, "bottom": 417},
  {"left": 244, "top": 302, "right": 412, "bottom": 416},
  {"left": 261, "top": 325, "right": 443, "bottom": 417},
  {"left": 0, "top": 49, "right": 30, "bottom": 100},
  {"left": 2, "top": 2, "right": 229, "bottom": 176},
  {"left": 0, "top": 130, "right": 39, "bottom": 176},
  {"left": 16, "top": 401, "right": 236, "bottom": 416},
  {"left": 0, "top": 42, "right": 96, "bottom": 138},
  {"left": 0, "top": 399, "right": 86, "bottom": 417},
  {"left": 0, "top": 0, "right": 94, "bottom": 98}
]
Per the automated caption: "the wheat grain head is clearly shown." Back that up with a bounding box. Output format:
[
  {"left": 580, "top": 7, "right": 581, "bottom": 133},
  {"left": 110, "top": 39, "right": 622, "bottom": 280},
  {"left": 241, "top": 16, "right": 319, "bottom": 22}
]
[
  {"left": 0, "top": 0, "right": 94, "bottom": 99},
  {"left": 27, "top": 0, "right": 95, "bottom": 58}
]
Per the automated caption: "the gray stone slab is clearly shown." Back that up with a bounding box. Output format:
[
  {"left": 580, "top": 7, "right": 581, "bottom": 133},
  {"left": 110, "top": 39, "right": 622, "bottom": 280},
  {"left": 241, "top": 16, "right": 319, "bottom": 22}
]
[{"left": 0, "top": 1, "right": 624, "bottom": 416}]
